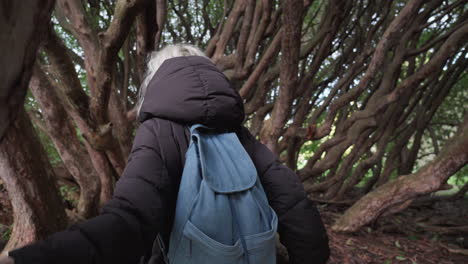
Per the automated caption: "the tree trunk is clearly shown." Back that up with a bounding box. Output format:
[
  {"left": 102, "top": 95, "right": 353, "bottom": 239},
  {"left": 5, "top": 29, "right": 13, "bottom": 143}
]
[
  {"left": 332, "top": 115, "right": 468, "bottom": 232},
  {"left": 0, "top": 110, "right": 68, "bottom": 252},
  {"left": 260, "top": 0, "right": 304, "bottom": 153},
  {"left": 0, "top": 0, "right": 55, "bottom": 139},
  {"left": 0, "top": 0, "right": 64, "bottom": 252},
  {"left": 29, "top": 66, "right": 101, "bottom": 218}
]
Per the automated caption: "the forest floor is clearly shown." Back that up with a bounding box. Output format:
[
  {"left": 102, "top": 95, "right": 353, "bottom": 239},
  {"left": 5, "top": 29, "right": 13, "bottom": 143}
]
[
  {"left": 322, "top": 199, "right": 468, "bottom": 264},
  {"left": 0, "top": 184, "right": 467, "bottom": 263}
]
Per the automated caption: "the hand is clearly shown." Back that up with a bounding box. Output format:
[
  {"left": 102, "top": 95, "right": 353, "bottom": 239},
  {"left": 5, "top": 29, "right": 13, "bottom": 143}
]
[{"left": 0, "top": 256, "right": 14, "bottom": 264}]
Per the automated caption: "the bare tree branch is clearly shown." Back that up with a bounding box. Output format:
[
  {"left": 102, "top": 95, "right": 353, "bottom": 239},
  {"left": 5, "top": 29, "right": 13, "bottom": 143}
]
[{"left": 333, "top": 114, "right": 468, "bottom": 232}]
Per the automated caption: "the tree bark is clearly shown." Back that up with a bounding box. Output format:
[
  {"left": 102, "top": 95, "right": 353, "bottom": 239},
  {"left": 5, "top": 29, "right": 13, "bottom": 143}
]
[
  {"left": 0, "top": 110, "right": 68, "bottom": 252},
  {"left": 0, "top": 0, "right": 55, "bottom": 140},
  {"left": 260, "top": 0, "right": 305, "bottom": 153},
  {"left": 29, "top": 66, "right": 101, "bottom": 218},
  {"left": 0, "top": 0, "right": 66, "bottom": 252}
]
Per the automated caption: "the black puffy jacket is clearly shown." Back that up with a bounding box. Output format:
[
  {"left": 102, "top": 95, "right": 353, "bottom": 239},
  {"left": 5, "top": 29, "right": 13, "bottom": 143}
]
[{"left": 10, "top": 56, "right": 329, "bottom": 264}]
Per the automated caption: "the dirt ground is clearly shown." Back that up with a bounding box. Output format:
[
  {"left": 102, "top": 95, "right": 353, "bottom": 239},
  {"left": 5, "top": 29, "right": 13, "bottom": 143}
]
[
  {"left": 322, "top": 199, "right": 468, "bottom": 264},
  {"left": 0, "top": 184, "right": 467, "bottom": 263}
]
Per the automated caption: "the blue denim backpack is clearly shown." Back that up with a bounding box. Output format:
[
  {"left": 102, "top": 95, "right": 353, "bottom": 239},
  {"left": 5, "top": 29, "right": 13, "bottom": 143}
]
[{"left": 167, "top": 125, "right": 278, "bottom": 264}]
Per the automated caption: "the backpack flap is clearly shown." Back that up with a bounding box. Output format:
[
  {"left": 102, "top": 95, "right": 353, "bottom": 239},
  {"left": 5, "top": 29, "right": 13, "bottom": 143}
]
[{"left": 191, "top": 125, "right": 257, "bottom": 193}]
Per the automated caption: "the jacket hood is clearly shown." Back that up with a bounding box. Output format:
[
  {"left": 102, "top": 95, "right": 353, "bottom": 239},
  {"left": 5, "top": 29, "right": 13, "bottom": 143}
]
[{"left": 138, "top": 56, "right": 245, "bottom": 129}]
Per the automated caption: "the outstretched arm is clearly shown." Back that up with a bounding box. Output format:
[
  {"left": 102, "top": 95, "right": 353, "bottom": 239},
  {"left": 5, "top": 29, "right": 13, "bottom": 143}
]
[
  {"left": 0, "top": 255, "right": 14, "bottom": 264},
  {"left": 8, "top": 121, "right": 169, "bottom": 264}
]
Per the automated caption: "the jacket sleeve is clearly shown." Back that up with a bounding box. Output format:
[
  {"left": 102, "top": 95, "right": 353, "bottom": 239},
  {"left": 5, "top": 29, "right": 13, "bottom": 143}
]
[
  {"left": 239, "top": 128, "right": 330, "bottom": 264},
  {"left": 9, "top": 120, "right": 169, "bottom": 264}
]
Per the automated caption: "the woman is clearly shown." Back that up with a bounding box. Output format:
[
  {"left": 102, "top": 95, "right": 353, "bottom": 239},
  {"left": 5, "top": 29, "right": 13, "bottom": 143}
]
[{"left": 2, "top": 44, "right": 330, "bottom": 264}]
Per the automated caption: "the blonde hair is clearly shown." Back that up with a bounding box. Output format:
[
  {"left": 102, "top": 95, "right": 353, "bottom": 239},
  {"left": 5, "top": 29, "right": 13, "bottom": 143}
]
[{"left": 137, "top": 44, "right": 207, "bottom": 115}]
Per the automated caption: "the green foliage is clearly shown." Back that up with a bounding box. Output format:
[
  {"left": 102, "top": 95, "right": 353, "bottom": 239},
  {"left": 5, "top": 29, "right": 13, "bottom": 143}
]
[
  {"left": 430, "top": 74, "right": 467, "bottom": 141},
  {"left": 59, "top": 184, "right": 79, "bottom": 207},
  {"left": 355, "top": 169, "right": 373, "bottom": 188},
  {"left": 36, "top": 127, "right": 62, "bottom": 167},
  {"left": 302, "top": 0, "right": 323, "bottom": 41},
  {"left": 448, "top": 166, "right": 468, "bottom": 187},
  {"left": 165, "top": 0, "right": 227, "bottom": 46},
  {"left": 51, "top": 15, "right": 89, "bottom": 94},
  {"left": 395, "top": 255, "right": 407, "bottom": 261},
  {"left": 297, "top": 140, "right": 321, "bottom": 169},
  {"left": 418, "top": 73, "right": 468, "bottom": 189},
  {"left": 0, "top": 224, "right": 12, "bottom": 241},
  {"left": 394, "top": 240, "right": 401, "bottom": 248},
  {"left": 24, "top": 92, "right": 63, "bottom": 167},
  {"left": 83, "top": 1, "right": 114, "bottom": 31}
]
